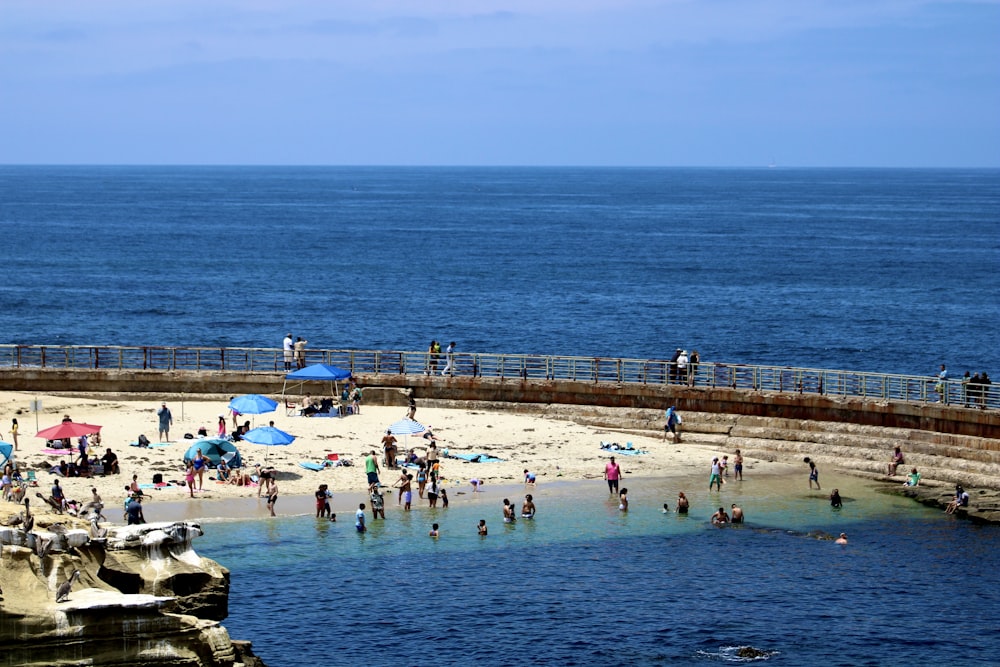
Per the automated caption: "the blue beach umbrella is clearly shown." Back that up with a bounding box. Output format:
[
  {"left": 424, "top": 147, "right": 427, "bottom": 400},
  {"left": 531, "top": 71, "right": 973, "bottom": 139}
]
[
  {"left": 229, "top": 394, "right": 279, "bottom": 415},
  {"left": 183, "top": 438, "right": 242, "bottom": 469},
  {"left": 0, "top": 442, "right": 13, "bottom": 468},
  {"left": 241, "top": 426, "right": 296, "bottom": 446},
  {"left": 241, "top": 426, "right": 295, "bottom": 463}
]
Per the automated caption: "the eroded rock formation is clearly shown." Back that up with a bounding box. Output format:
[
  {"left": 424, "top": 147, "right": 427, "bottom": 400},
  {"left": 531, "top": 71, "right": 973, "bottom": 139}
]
[{"left": 0, "top": 511, "right": 265, "bottom": 667}]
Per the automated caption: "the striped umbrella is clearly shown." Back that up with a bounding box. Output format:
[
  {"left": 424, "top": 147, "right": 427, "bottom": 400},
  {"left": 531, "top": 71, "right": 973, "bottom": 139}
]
[{"left": 388, "top": 419, "right": 426, "bottom": 436}]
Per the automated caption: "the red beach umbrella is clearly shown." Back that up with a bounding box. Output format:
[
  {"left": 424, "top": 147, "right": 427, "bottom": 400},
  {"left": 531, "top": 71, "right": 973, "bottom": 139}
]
[{"left": 35, "top": 422, "right": 103, "bottom": 440}]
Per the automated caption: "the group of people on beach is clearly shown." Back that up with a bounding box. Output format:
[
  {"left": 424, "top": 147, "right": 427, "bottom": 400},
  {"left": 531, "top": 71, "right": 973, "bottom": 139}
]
[{"left": 668, "top": 348, "right": 700, "bottom": 386}]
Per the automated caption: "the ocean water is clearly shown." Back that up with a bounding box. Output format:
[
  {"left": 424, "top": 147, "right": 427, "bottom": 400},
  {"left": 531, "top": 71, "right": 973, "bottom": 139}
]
[
  {"left": 0, "top": 166, "right": 998, "bottom": 376},
  {"left": 195, "top": 475, "right": 1000, "bottom": 667}
]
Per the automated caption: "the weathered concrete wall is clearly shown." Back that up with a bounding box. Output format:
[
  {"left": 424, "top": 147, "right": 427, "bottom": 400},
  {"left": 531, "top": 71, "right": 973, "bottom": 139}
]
[{"left": 2, "top": 368, "right": 998, "bottom": 439}]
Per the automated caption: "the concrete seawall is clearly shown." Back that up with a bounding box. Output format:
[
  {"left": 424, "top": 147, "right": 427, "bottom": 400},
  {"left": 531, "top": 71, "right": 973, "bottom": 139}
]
[{"left": 3, "top": 368, "right": 997, "bottom": 438}]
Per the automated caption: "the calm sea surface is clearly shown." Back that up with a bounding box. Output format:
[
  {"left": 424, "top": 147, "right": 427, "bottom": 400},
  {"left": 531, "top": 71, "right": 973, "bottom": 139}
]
[
  {"left": 1, "top": 166, "right": 997, "bottom": 376},
  {"left": 2, "top": 167, "right": 998, "bottom": 664},
  {"left": 195, "top": 475, "right": 1000, "bottom": 667}
]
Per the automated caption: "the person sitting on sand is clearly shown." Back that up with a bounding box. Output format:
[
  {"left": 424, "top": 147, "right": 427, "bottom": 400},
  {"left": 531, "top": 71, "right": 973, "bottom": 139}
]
[
  {"left": 216, "top": 458, "right": 231, "bottom": 482},
  {"left": 711, "top": 507, "right": 729, "bottom": 525},
  {"left": 100, "top": 448, "right": 120, "bottom": 475},
  {"left": 130, "top": 474, "right": 144, "bottom": 498},
  {"left": 904, "top": 467, "right": 921, "bottom": 487}
]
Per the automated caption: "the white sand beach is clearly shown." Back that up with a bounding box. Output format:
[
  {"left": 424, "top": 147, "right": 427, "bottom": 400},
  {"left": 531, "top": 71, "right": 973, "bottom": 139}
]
[{"left": 1, "top": 391, "right": 795, "bottom": 521}]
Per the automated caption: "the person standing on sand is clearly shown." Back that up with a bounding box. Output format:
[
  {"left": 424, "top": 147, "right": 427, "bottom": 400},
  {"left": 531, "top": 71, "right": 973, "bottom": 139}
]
[
  {"left": 808, "top": 460, "right": 820, "bottom": 490},
  {"left": 382, "top": 430, "right": 398, "bottom": 469},
  {"left": 733, "top": 449, "right": 744, "bottom": 481},
  {"left": 663, "top": 406, "right": 682, "bottom": 442},
  {"left": 426, "top": 442, "right": 440, "bottom": 482},
  {"left": 365, "top": 450, "right": 381, "bottom": 489},
  {"left": 193, "top": 448, "right": 206, "bottom": 490},
  {"left": 604, "top": 456, "right": 622, "bottom": 494},
  {"left": 184, "top": 462, "right": 195, "bottom": 498},
  {"left": 157, "top": 403, "right": 172, "bottom": 442},
  {"left": 282, "top": 333, "right": 294, "bottom": 371},
  {"left": 10, "top": 418, "right": 18, "bottom": 450}
]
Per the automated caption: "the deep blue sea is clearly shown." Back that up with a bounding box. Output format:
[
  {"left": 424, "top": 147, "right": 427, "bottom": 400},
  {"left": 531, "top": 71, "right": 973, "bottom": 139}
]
[
  {"left": 0, "top": 166, "right": 997, "bottom": 376},
  {"left": 194, "top": 475, "right": 1000, "bottom": 667},
  {"left": 2, "top": 167, "right": 998, "bottom": 664}
]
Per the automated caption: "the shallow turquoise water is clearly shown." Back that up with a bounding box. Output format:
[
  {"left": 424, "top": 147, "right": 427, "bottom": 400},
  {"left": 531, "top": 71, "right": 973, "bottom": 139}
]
[{"left": 195, "top": 474, "right": 1000, "bottom": 666}]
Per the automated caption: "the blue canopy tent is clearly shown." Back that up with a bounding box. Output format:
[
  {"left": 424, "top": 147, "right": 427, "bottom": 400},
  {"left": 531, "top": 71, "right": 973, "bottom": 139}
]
[
  {"left": 282, "top": 364, "right": 353, "bottom": 411},
  {"left": 183, "top": 438, "right": 242, "bottom": 469}
]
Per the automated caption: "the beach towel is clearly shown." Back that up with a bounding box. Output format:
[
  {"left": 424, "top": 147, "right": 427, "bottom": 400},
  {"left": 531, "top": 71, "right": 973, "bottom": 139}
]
[
  {"left": 130, "top": 441, "right": 172, "bottom": 448},
  {"left": 299, "top": 461, "right": 327, "bottom": 472},
  {"left": 600, "top": 441, "right": 648, "bottom": 455},
  {"left": 42, "top": 448, "right": 79, "bottom": 456},
  {"left": 448, "top": 452, "right": 505, "bottom": 463}
]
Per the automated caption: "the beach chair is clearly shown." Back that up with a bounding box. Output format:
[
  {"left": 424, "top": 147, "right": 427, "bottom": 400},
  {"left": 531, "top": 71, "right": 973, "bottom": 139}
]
[
  {"left": 285, "top": 400, "right": 299, "bottom": 417},
  {"left": 25, "top": 470, "right": 38, "bottom": 487}
]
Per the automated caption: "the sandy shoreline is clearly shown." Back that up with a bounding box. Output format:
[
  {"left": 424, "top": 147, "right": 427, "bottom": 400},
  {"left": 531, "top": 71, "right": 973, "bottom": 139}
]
[{"left": 1, "top": 391, "right": 799, "bottom": 523}]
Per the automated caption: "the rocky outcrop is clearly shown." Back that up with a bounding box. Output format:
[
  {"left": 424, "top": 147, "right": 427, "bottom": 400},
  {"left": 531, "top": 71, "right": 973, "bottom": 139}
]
[{"left": 0, "top": 511, "right": 265, "bottom": 667}]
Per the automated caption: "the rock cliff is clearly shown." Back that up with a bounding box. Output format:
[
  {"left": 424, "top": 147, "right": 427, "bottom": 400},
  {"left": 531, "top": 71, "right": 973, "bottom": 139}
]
[{"left": 0, "top": 508, "right": 265, "bottom": 667}]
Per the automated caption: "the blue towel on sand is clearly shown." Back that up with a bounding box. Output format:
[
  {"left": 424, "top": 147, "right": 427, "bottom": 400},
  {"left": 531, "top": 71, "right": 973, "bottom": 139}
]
[{"left": 448, "top": 452, "right": 505, "bottom": 463}]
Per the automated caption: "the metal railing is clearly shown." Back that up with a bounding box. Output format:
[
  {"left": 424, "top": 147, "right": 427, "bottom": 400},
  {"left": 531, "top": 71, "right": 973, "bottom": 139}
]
[{"left": 0, "top": 344, "right": 995, "bottom": 410}]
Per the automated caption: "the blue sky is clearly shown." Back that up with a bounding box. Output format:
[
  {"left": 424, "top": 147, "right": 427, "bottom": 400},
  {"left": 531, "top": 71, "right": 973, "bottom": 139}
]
[{"left": 1, "top": 0, "right": 997, "bottom": 166}]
